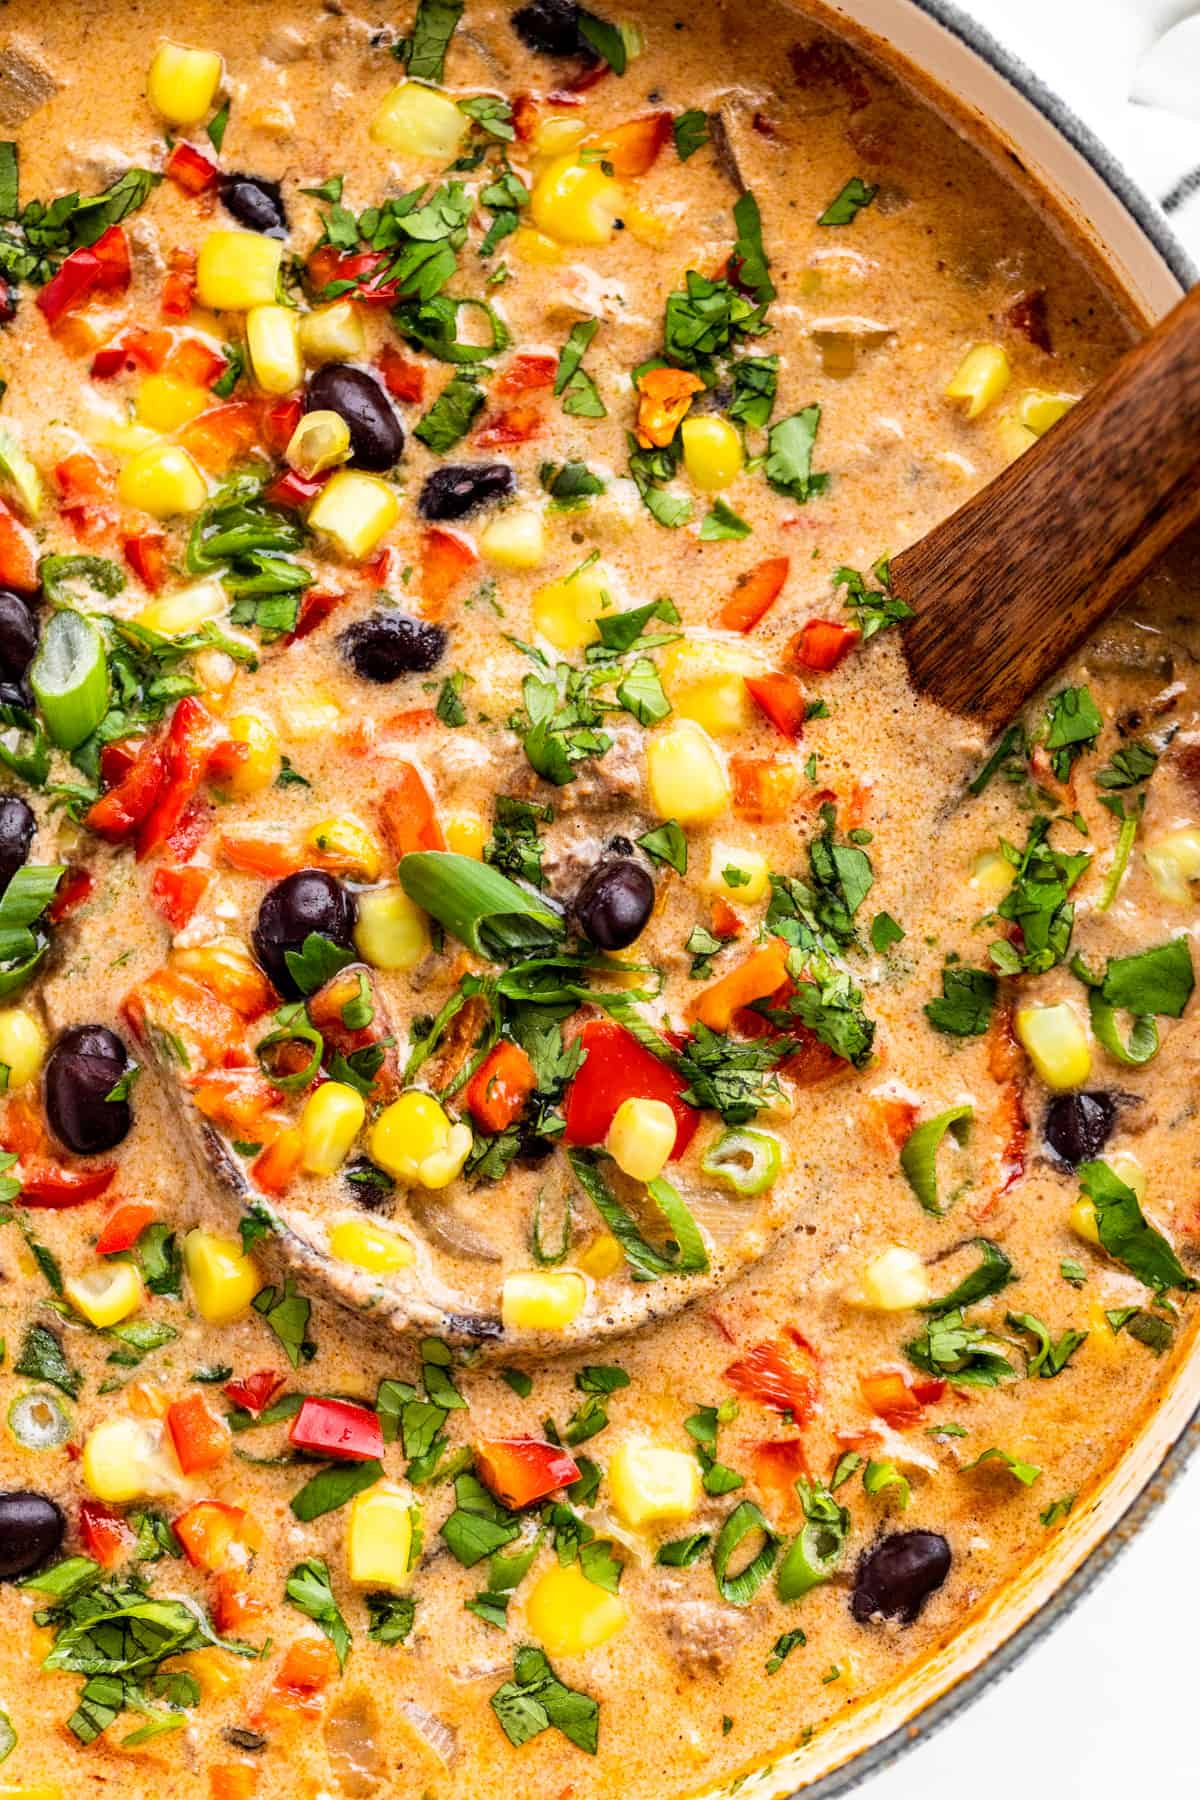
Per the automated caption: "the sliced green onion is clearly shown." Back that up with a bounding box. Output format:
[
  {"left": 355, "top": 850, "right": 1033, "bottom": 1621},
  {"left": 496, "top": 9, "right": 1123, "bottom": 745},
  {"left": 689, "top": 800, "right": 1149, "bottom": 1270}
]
[
  {"left": 8, "top": 1389, "right": 71, "bottom": 1449},
  {"left": 963, "top": 1446, "right": 1041, "bottom": 1487},
  {"left": 899, "top": 1104, "right": 973, "bottom": 1216},
  {"left": 256, "top": 1017, "right": 325, "bottom": 1092},
  {"left": 700, "top": 1128, "right": 782, "bottom": 1197},
  {"left": 919, "top": 1237, "right": 1013, "bottom": 1315},
  {"left": 568, "top": 1151, "right": 709, "bottom": 1282},
  {"left": 531, "top": 1188, "right": 572, "bottom": 1266},
  {"left": 777, "top": 1484, "right": 849, "bottom": 1600},
  {"left": 713, "top": 1499, "right": 779, "bottom": 1606},
  {"left": 399, "top": 852, "right": 564, "bottom": 961},
  {"left": 37, "top": 553, "right": 124, "bottom": 609},
  {"left": 1087, "top": 989, "right": 1158, "bottom": 1066},
  {"left": 863, "top": 1459, "right": 910, "bottom": 1510},
  {"left": 1097, "top": 808, "right": 1138, "bottom": 912},
  {"left": 30, "top": 610, "right": 110, "bottom": 749}
]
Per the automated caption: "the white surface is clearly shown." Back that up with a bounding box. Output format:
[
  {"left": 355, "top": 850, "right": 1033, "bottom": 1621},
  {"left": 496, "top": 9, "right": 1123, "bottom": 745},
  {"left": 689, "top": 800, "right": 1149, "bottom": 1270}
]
[{"left": 864, "top": 5, "right": 1200, "bottom": 1796}]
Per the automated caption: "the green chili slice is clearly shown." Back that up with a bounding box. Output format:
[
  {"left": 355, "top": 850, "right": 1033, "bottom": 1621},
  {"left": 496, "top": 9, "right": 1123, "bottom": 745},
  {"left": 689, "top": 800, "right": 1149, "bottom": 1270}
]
[
  {"left": 256, "top": 1018, "right": 325, "bottom": 1092},
  {"left": 713, "top": 1499, "right": 779, "bottom": 1606},
  {"left": 899, "top": 1104, "right": 973, "bottom": 1216},
  {"left": 863, "top": 1459, "right": 910, "bottom": 1509},
  {"left": 8, "top": 1389, "right": 71, "bottom": 1450},
  {"left": 567, "top": 1151, "right": 709, "bottom": 1282},
  {"left": 700, "top": 1127, "right": 782, "bottom": 1197},
  {"left": 29, "top": 610, "right": 110, "bottom": 750},
  {"left": 1086, "top": 988, "right": 1158, "bottom": 1066}
]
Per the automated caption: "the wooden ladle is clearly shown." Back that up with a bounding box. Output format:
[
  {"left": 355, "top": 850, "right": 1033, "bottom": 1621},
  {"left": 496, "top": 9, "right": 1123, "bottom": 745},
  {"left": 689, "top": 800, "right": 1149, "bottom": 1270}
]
[{"left": 894, "top": 282, "right": 1200, "bottom": 732}]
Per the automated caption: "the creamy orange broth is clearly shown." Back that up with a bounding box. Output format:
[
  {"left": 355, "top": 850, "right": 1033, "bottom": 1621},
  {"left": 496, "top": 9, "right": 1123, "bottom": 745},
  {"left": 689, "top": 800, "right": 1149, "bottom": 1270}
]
[{"left": 0, "top": 2, "right": 1194, "bottom": 1796}]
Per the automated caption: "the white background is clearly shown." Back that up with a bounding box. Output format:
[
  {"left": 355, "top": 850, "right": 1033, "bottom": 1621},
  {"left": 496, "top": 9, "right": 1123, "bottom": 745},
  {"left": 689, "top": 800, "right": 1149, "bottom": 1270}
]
[{"left": 866, "top": 4, "right": 1200, "bottom": 1794}]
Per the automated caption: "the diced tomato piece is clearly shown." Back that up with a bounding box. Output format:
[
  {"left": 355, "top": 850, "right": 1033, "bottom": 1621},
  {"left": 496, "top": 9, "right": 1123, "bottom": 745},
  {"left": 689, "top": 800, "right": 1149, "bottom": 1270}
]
[
  {"left": 789, "top": 618, "right": 860, "bottom": 672},
  {"left": 494, "top": 352, "right": 557, "bottom": 399},
  {"left": 745, "top": 671, "right": 806, "bottom": 741},
  {"left": 180, "top": 401, "right": 262, "bottom": 474},
  {"left": 122, "top": 530, "right": 168, "bottom": 592},
  {"left": 151, "top": 863, "right": 209, "bottom": 929},
  {"left": 465, "top": 1041, "right": 536, "bottom": 1134},
  {"left": 860, "top": 1368, "right": 944, "bottom": 1428},
  {"left": 223, "top": 1369, "right": 286, "bottom": 1417},
  {"left": 257, "top": 396, "right": 303, "bottom": 454},
  {"left": 591, "top": 111, "right": 672, "bottom": 176},
  {"left": 290, "top": 587, "right": 342, "bottom": 639},
  {"left": 751, "top": 1438, "right": 809, "bottom": 1513},
  {"left": 96, "top": 1197, "right": 158, "bottom": 1255},
  {"left": 214, "top": 1570, "right": 269, "bottom": 1634},
  {"left": 20, "top": 1163, "right": 117, "bottom": 1207},
  {"left": 269, "top": 1636, "right": 339, "bottom": 1709},
  {"left": 419, "top": 526, "right": 477, "bottom": 614},
  {"left": 251, "top": 1129, "right": 303, "bottom": 1195},
  {"left": 166, "top": 1392, "right": 232, "bottom": 1475},
  {"left": 378, "top": 763, "right": 445, "bottom": 858},
  {"left": 563, "top": 1018, "right": 700, "bottom": 1156},
  {"left": 47, "top": 865, "right": 94, "bottom": 923},
  {"left": 166, "top": 140, "right": 219, "bottom": 194},
  {"left": 162, "top": 247, "right": 198, "bottom": 321},
  {"left": 79, "top": 1501, "right": 134, "bottom": 1568},
  {"left": 0, "top": 499, "right": 39, "bottom": 592},
  {"left": 475, "top": 1436, "right": 580, "bottom": 1509},
  {"left": 165, "top": 336, "right": 227, "bottom": 388},
  {"left": 718, "top": 556, "right": 790, "bottom": 633},
  {"left": 376, "top": 344, "right": 425, "bottom": 403},
  {"left": 689, "top": 940, "right": 790, "bottom": 1033},
  {"left": 725, "top": 1339, "right": 817, "bottom": 1423},
  {"left": 263, "top": 468, "right": 327, "bottom": 510},
  {"left": 710, "top": 897, "right": 742, "bottom": 939},
  {"left": 174, "top": 1499, "right": 260, "bottom": 1570},
  {"left": 289, "top": 1397, "right": 384, "bottom": 1463},
  {"left": 218, "top": 830, "right": 305, "bottom": 878},
  {"left": 136, "top": 697, "right": 219, "bottom": 861},
  {"left": 730, "top": 751, "right": 803, "bottom": 820}
]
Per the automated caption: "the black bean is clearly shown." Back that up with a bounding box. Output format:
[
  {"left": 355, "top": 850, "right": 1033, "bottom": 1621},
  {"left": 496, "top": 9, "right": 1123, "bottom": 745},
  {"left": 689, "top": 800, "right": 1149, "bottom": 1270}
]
[
  {"left": 1043, "top": 1091, "right": 1117, "bottom": 1170},
  {"left": 852, "top": 1531, "right": 951, "bottom": 1624},
  {"left": 44, "top": 1026, "right": 133, "bottom": 1156},
  {"left": 418, "top": 463, "right": 516, "bottom": 522},
  {"left": 306, "top": 365, "right": 404, "bottom": 472},
  {"left": 252, "top": 869, "right": 358, "bottom": 999},
  {"left": 0, "top": 1490, "right": 64, "bottom": 1580},
  {"left": 574, "top": 858, "right": 655, "bottom": 951},
  {"left": 0, "top": 589, "right": 37, "bottom": 686},
  {"left": 219, "top": 173, "right": 289, "bottom": 238},
  {"left": 54, "top": 1024, "right": 126, "bottom": 1066},
  {"left": 511, "top": 0, "right": 594, "bottom": 57},
  {"left": 0, "top": 794, "right": 35, "bottom": 890},
  {"left": 605, "top": 835, "right": 634, "bottom": 856},
  {"left": 340, "top": 612, "right": 446, "bottom": 682}
]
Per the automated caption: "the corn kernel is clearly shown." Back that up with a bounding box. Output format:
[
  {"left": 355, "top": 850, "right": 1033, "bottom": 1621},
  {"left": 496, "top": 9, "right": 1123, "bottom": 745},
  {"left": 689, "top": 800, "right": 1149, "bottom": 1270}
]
[
  {"left": 1018, "top": 390, "right": 1078, "bottom": 436},
  {"left": 137, "top": 577, "right": 228, "bottom": 639},
  {"left": 118, "top": 444, "right": 208, "bottom": 518},
  {"left": 354, "top": 885, "right": 431, "bottom": 971},
  {"left": 299, "top": 301, "right": 367, "bottom": 364},
  {"left": 370, "top": 1090, "right": 471, "bottom": 1188},
  {"left": 299, "top": 1081, "right": 366, "bottom": 1176},
  {"left": 82, "top": 1416, "right": 182, "bottom": 1504},
  {"left": 288, "top": 688, "right": 343, "bottom": 741},
  {"left": 444, "top": 810, "right": 486, "bottom": 860},
  {"left": 246, "top": 305, "right": 304, "bottom": 395},
  {"left": 662, "top": 639, "right": 760, "bottom": 738},
  {"left": 183, "top": 1229, "right": 261, "bottom": 1323},
  {"left": 217, "top": 713, "right": 281, "bottom": 797},
  {"left": 623, "top": 201, "right": 668, "bottom": 248},
  {"left": 513, "top": 226, "right": 565, "bottom": 265},
  {"left": 1145, "top": 828, "right": 1200, "bottom": 904},
  {"left": 945, "top": 343, "right": 1011, "bottom": 419},
  {"left": 704, "top": 842, "right": 769, "bottom": 903},
  {"left": 0, "top": 1784, "right": 61, "bottom": 1799},
  {"left": 532, "top": 115, "right": 588, "bottom": 156},
  {"left": 286, "top": 409, "right": 351, "bottom": 478},
  {"left": 524, "top": 1560, "right": 628, "bottom": 1655},
  {"left": 1015, "top": 1002, "right": 1091, "bottom": 1090},
  {"left": 531, "top": 156, "right": 624, "bottom": 246},
  {"left": 371, "top": 82, "right": 469, "bottom": 158},
  {"left": 577, "top": 1232, "right": 623, "bottom": 1279},
  {"left": 532, "top": 561, "right": 613, "bottom": 654},
  {"left": 970, "top": 848, "right": 1014, "bottom": 904},
  {"left": 307, "top": 817, "right": 383, "bottom": 881},
  {"left": 501, "top": 1270, "right": 587, "bottom": 1331},
  {"left": 0, "top": 428, "right": 42, "bottom": 520},
  {"left": 852, "top": 1245, "right": 931, "bottom": 1312},
  {"left": 606, "top": 1097, "right": 676, "bottom": 1182},
  {"left": 329, "top": 1217, "right": 415, "bottom": 1275},
  {"left": 347, "top": 1482, "right": 414, "bottom": 1586},
  {"left": 646, "top": 720, "right": 730, "bottom": 824},
  {"left": 608, "top": 1439, "right": 701, "bottom": 1529},
  {"left": 179, "top": 1647, "right": 242, "bottom": 1699},
  {"left": 196, "top": 231, "right": 284, "bottom": 312},
  {"left": 0, "top": 1008, "right": 46, "bottom": 1087},
  {"left": 680, "top": 416, "right": 743, "bottom": 492},
  {"left": 135, "top": 373, "right": 209, "bottom": 433},
  {"left": 65, "top": 1262, "right": 144, "bottom": 1329},
  {"left": 309, "top": 470, "right": 400, "bottom": 559},
  {"left": 1070, "top": 1196, "right": 1101, "bottom": 1246},
  {"left": 83, "top": 410, "right": 160, "bottom": 457},
  {"left": 480, "top": 507, "right": 546, "bottom": 569},
  {"left": 147, "top": 41, "right": 223, "bottom": 125}
]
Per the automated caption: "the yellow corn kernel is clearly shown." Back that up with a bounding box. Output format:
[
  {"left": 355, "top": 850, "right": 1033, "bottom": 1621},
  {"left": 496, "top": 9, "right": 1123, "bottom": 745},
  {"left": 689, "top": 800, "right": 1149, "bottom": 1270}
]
[
  {"left": 137, "top": 576, "right": 227, "bottom": 637},
  {"left": 217, "top": 713, "right": 281, "bottom": 797},
  {"left": 82, "top": 1416, "right": 181, "bottom": 1504},
  {"left": 577, "top": 1232, "right": 623, "bottom": 1279},
  {"left": 1070, "top": 1195, "right": 1101, "bottom": 1246},
  {"left": 308, "top": 470, "right": 400, "bottom": 559},
  {"left": 177, "top": 1647, "right": 242, "bottom": 1699},
  {"left": 704, "top": 842, "right": 769, "bottom": 904},
  {"left": 680, "top": 416, "right": 743, "bottom": 492},
  {"left": 0, "top": 1008, "right": 46, "bottom": 1087},
  {"left": 444, "top": 810, "right": 486, "bottom": 860},
  {"left": 606, "top": 1097, "right": 676, "bottom": 1183},
  {"left": 524, "top": 1560, "right": 628, "bottom": 1655},
  {"left": 532, "top": 561, "right": 613, "bottom": 654},
  {"left": 661, "top": 638, "right": 760, "bottom": 738},
  {"left": 608, "top": 1439, "right": 701, "bottom": 1529},
  {"left": 288, "top": 687, "right": 343, "bottom": 741},
  {"left": 622, "top": 201, "right": 668, "bottom": 249},
  {"left": 84, "top": 410, "right": 160, "bottom": 457},
  {"left": 286, "top": 409, "right": 351, "bottom": 478},
  {"left": 196, "top": 231, "right": 284, "bottom": 312},
  {"left": 183, "top": 1228, "right": 261, "bottom": 1323},
  {"left": 945, "top": 343, "right": 1011, "bottom": 419},
  {"left": 347, "top": 1482, "right": 415, "bottom": 1586},
  {"left": 852, "top": 1245, "right": 931, "bottom": 1312},
  {"left": 531, "top": 156, "right": 623, "bottom": 246},
  {"left": 299, "top": 301, "right": 367, "bottom": 364},
  {"left": 513, "top": 226, "right": 565, "bottom": 266},
  {"left": 134, "top": 374, "right": 209, "bottom": 434},
  {"left": 501, "top": 1270, "right": 588, "bottom": 1332},
  {"left": 1144, "top": 828, "right": 1200, "bottom": 904},
  {"left": 1015, "top": 1002, "right": 1091, "bottom": 1090},
  {"left": 970, "top": 848, "right": 1014, "bottom": 904},
  {"left": 480, "top": 507, "right": 546, "bottom": 569},
  {"left": 246, "top": 305, "right": 304, "bottom": 395},
  {"left": 1107, "top": 1151, "right": 1147, "bottom": 1201},
  {"left": 532, "top": 114, "right": 588, "bottom": 156},
  {"left": 147, "top": 41, "right": 223, "bottom": 125},
  {"left": 329, "top": 1216, "right": 415, "bottom": 1275},
  {"left": 371, "top": 81, "right": 469, "bottom": 158},
  {"left": 307, "top": 817, "right": 383, "bottom": 881},
  {"left": 369, "top": 1090, "right": 471, "bottom": 1188},
  {"left": 354, "top": 884, "right": 431, "bottom": 972},
  {"left": 246, "top": 100, "right": 295, "bottom": 136},
  {"left": 118, "top": 444, "right": 208, "bottom": 518},
  {"left": 1019, "top": 390, "right": 1078, "bottom": 436},
  {"left": 646, "top": 720, "right": 730, "bottom": 824},
  {"left": 299, "top": 1081, "right": 366, "bottom": 1176},
  {"left": 0, "top": 1786, "right": 61, "bottom": 1800},
  {"left": 65, "top": 1262, "right": 143, "bottom": 1329}
]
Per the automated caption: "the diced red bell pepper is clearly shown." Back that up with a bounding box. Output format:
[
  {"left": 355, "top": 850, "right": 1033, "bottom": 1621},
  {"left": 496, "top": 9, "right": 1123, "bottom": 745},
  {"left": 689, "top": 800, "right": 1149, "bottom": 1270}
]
[
  {"left": 20, "top": 1163, "right": 117, "bottom": 1207},
  {"left": 290, "top": 587, "right": 342, "bottom": 640},
  {"left": 95, "top": 1196, "right": 158, "bottom": 1255},
  {"left": 213, "top": 1570, "right": 268, "bottom": 1634},
  {"left": 718, "top": 556, "right": 790, "bottom": 633},
  {"left": 85, "top": 737, "right": 167, "bottom": 842},
  {"left": 166, "top": 797, "right": 211, "bottom": 864},
  {"left": 750, "top": 1438, "right": 809, "bottom": 1513},
  {"left": 257, "top": 396, "right": 303, "bottom": 455},
  {"left": 136, "top": 697, "right": 218, "bottom": 861},
  {"left": 189, "top": 1069, "right": 285, "bottom": 1139},
  {"left": 729, "top": 752, "right": 803, "bottom": 821},
  {"left": 475, "top": 1436, "right": 580, "bottom": 1509},
  {"left": 474, "top": 401, "right": 544, "bottom": 449},
  {"left": 0, "top": 499, "right": 39, "bottom": 592},
  {"left": 563, "top": 1018, "right": 700, "bottom": 1156},
  {"left": 223, "top": 1369, "right": 286, "bottom": 1417},
  {"left": 218, "top": 831, "right": 305, "bottom": 878},
  {"left": 166, "top": 140, "right": 219, "bottom": 195},
  {"left": 465, "top": 1041, "right": 536, "bottom": 1134},
  {"left": 165, "top": 336, "right": 228, "bottom": 389},
  {"left": 789, "top": 618, "right": 860, "bottom": 672},
  {"left": 493, "top": 352, "right": 557, "bottom": 400},
  {"left": 268, "top": 1636, "right": 339, "bottom": 1709},
  {"left": 0, "top": 278, "right": 13, "bottom": 324},
  {"left": 166, "top": 1392, "right": 232, "bottom": 1475},
  {"left": 378, "top": 763, "right": 445, "bottom": 859},
  {"left": 744, "top": 671, "right": 806, "bottom": 741},
  {"left": 151, "top": 863, "right": 209, "bottom": 929},
  {"left": 92, "top": 225, "right": 132, "bottom": 292},
  {"left": 174, "top": 1499, "right": 262, "bottom": 1571},
  {"left": 79, "top": 1500, "right": 134, "bottom": 1569},
  {"left": 376, "top": 344, "right": 425, "bottom": 403},
  {"left": 162, "top": 247, "right": 198, "bottom": 321},
  {"left": 55, "top": 451, "right": 114, "bottom": 503},
  {"left": 180, "top": 401, "right": 261, "bottom": 474},
  {"left": 47, "top": 865, "right": 94, "bottom": 924},
  {"left": 307, "top": 246, "right": 398, "bottom": 304},
  {"left": 37, "top": 246, "right": 101, "bottom": 325},
  {"left": 250, "top": 1129, "right": 303, "bottom": 1196},
  {"left": 123, "top": 530, "right": 168, "bottom": 592},
  {"left": 288, "top": 1396, "right": 384, "bottom": 1463},
  {"left": 710, "top": 897, "right": 741, "bottom": 939},
  {"left": 590, "top": 111, "right": 672, "bottom": 176},
  {"left": 688, "top": 940, "right": 790, "bottom": 1032},
  {"left": 860, "top": 1369, "right": 945, "bottom": 1428},
  {"left": 725, "top": 1339, "right": 817, "bottom": 1423},
  {"left": 419, "top": 526, "right": 477, "bottom": 614},
  {"left": 263, "top": 468, "right": 327, "bottom": 510}
]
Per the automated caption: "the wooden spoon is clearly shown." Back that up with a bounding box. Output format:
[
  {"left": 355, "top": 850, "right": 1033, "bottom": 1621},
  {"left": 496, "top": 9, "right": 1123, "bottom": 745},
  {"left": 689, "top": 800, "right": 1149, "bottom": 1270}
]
[{"left": 894, "top": 282, "right": 1200, "bottom": 732}]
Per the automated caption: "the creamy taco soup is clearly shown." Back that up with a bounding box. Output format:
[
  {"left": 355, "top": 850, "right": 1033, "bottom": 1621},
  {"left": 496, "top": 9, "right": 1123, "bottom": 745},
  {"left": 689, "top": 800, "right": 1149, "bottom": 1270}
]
[{"left": 0, "top": 0, "right": 1193, "bottom": 1794}]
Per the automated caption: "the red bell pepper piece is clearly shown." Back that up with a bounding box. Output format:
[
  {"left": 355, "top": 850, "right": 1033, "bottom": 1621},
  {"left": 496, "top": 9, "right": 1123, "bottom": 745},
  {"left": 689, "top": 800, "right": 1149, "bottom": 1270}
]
[
  {"left": 474, "top": 402, "right": 544, "bottom": 449},
  {"left": 91, "top": 225, "right": 132, "bottom": 293},
  {"left": 174, "top": 1498, "right": 260, "bottom": 1570},
  {"left": 123, "top": 530, "right": 168, "bottom": 592},
  {"left": 166, "top": 1391, "right": 232, "bottom": 1474},
  {"left": 136, "top": 697, "right": 218, "bottom": 861},
  {"left": 592, "top": 111, "right": 672, "bottom": 176},
  {"left": 223, "top": 1369, "right": 286, "bottom": 1417},
  {"left": 85, "top": 737, "right": 167, "bottom": 842},
  {"left": 307, "top": 246, "right": 399, "bottom": 303},
  {"left": 562, "top": 1019, "right": 700, "bottom": 1156},
  {"left": 376, "top": 344, "right": 425, "bottom": 403},
  {"left": 789, "top": 618, "right": 860, "bottom": 672},
  {"left": 165, "top": 336, "right": 228, "bottom": 389},
  {"left": 859, "top": 1369, "right": 945, "bottom": 1429},
  {"left": 95, "top": 1196, "right": 158, "bottom": 1255},
  {"left": 151, "top": 863, "right": 208, "bottom": 929},
  {"left": 475, "top": 1436, "right": 580, "bottom": 1509},
  {"left": 218, "top": 831, "right": 306, "bottom": 879},
  {"left": 729, "top": 752, "right": 803, "bottom": 821},
  {"left": 257, "top": 396, "right": 303, "bottom": 454},
  {"left": 179, "top": 400, "right": 261, "bottom": 474},
  {"left": 161, "top": 247, "right": 198, "bottom": 321},
  {"left": 718, "top": 556, "right": 790, "bottom": 633},
  {"left": 213, "top": 1570, "right": 268, "bottom": 1634},
  {"left": 750, "top": 1438, "right": 809, "bottom": 1513},
  {"left": 688, "top": 940, "right": 790, "bottom": 1032},
  {"left": 465, "top": 1041, "right": 536, "bottom": 1134},
  {"left": 288, "top": 1396, "right": 384, "bottom": 1463},
  {"left": 493, "top": 352, "right": 557, "bottom": 399},
  {"left": 744, "top": 671, "right": 806, "bottom": 741},
  {"left": 55, "top": 451, "right": 114, "bottom": 503},
  {"left": 419, "top": 526, "right": 477, "bottom": 614},
  {"left": 290, "top": 587, "right": 343, "bottom": 640},
  {"left": 263, "top": 468, "right": 327, "bottom": 510},
  {"left": 47, "top": 865, "right": 94, "bottom": 924},
  {"left": 0, "top": 500, "right": 39, "bottom": 592},
  {"left": 250, "top": 1130, "right": 303, "bottom": 1195},
  {"left": 20, "top": 1163, "right": 117, "bottom": 1207},
  {"left": 0, "top": 278, "right": 13, "bottom": 324},
  {"left": 79, "top": 1501, "right": 134, "bottom": 1569},
  {"left": 165, "top": 140, "right": 219, "bottom": 195},
  {"left": 378, "top": 763, "right": 445, "bottom": 858},
  {"left": 725, "top": 1339, "right": 818, "bottom": 1423},
  {"left": 710, "top": 897, "right": 742, "bottom": 939},
  {"left": 37, "top": 228, "right": 130, "bottom": 325}
]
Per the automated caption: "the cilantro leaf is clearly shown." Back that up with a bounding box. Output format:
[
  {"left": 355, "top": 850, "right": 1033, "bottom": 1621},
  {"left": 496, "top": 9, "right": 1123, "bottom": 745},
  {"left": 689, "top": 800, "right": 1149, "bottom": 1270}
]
[
  {"left": 924, "top": 964, "right": 996, "bottom": 1037},
  {"left": 413, "top": 375, "right": 485, "bottom": 452},
  {"left": 1078, "top": 1159, "right": 1197, "bottom": 1293},
  {"left": 765, "top": 407, "right": 827, "bottom": 503},
  {"left": 673, "top": 109, "right": 709, "bottom": 160},
  {"left": 1044, "top": 685, "right": 1103, "bottom": 781},
  {"left": 818, "top": 177, "right": 877, "bottom": 226},
  {"left": 285, "top": 1557, "right": 351, "bottom": 1669},
  {"left": 834, "top": 560, "right": 913, "bottom": 639}
]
